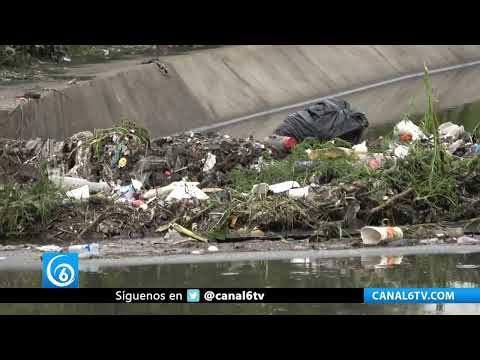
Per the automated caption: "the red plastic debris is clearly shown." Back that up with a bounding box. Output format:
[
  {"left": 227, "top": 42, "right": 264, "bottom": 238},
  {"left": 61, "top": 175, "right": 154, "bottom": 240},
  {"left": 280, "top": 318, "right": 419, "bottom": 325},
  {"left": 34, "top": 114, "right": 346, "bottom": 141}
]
[
  {"left": 368, "top": 159, "right": 382, "bottom": 170},
  {"left": 132, "top": 199, "right": 145, "bottom": 208},
  {"left": 282, "top": 137, "right": 298, "bottom": 151},
  {"left": 399, "top": 134, "right": 413, "bottom": 142}
]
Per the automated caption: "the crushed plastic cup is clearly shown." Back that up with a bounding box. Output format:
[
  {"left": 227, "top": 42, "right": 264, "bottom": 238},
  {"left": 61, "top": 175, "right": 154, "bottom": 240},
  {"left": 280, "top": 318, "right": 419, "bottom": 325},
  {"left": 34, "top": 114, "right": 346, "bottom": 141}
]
[
  {"left": 269, "top": 181, "right": 300, "bottom": 194},
  {"left": 66, "top": 185, "right": 90, "bottom": 201},
  {"left": 361, "top": 226, "right": 404, "bottom": 245},
  {"left": 288, "top": 186, "right": 310, "bottom": 199},
  {"left": 252, "top": 183, "right": 269, "bottom": 198}
]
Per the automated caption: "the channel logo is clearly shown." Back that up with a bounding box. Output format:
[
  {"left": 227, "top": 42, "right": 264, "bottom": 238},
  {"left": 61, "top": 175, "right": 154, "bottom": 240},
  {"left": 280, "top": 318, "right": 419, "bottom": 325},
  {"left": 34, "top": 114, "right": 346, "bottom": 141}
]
[{"left": 42, "top": 253, "right": 79, "bottom": 288}]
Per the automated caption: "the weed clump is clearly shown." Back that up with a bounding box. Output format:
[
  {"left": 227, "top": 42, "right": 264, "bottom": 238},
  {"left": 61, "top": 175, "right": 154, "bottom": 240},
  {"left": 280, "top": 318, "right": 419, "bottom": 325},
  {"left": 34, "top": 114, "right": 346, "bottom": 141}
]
[
  {"left": 0, "top": 173, "right": 65, "bottom": 237},
  {"left": 90, "top": 119, "right": 150, "bottom": 160},
  {"left": 228, "top": 137, "right": 373, "bottom": 193}
]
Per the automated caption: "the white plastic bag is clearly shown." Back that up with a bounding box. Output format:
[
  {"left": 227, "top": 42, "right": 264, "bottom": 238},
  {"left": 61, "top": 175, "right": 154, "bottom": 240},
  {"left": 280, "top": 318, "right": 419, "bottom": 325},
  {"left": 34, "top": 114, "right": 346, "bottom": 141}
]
[
  {"left": 394, "top": 119, "right": 426, "bottom": 141},
  {"left": 393, "top": 145, "right": 410, "bottom": 159},
  {"left": 202, "top": 153, "right": 217, "bottom": 172},
  {"left": 165, "top": 181, "right": 209, "bottom": 202},
  {"left": 438, "top": 122, "right": 465, "bottom": 140}
]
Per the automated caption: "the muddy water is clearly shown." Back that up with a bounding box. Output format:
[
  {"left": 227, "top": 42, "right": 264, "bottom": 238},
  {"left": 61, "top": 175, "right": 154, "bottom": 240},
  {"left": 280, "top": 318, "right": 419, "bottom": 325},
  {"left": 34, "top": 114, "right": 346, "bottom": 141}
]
[{"left": 0, "top": 253, "right": 479, "bottom": 314}]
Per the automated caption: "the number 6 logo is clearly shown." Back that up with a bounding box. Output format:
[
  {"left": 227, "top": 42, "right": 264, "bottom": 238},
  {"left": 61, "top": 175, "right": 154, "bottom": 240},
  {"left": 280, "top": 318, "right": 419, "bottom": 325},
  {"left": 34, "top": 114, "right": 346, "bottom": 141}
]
[{"left": 43, "top": 253, "right": 78, "bottom": 288}]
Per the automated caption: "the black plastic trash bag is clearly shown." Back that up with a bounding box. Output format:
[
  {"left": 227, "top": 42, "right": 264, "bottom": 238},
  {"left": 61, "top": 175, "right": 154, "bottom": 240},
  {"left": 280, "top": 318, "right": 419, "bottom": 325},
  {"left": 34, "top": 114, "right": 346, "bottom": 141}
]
[{"left": 273, "top": 98, "right": 369, "bottom": 144}]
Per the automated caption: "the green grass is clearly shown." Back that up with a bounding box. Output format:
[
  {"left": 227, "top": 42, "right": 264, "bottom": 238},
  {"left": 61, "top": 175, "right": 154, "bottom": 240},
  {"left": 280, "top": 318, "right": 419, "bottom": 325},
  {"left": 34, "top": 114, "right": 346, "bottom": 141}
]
[
  {"left": 420, "top": 65, "right": 451, "bottom": 185},
  {"left": 228, "top": 137, "right": 375, "bottom": 193},
  {"left": 0, "top": 175, "right": 65, "bottom": 237}
]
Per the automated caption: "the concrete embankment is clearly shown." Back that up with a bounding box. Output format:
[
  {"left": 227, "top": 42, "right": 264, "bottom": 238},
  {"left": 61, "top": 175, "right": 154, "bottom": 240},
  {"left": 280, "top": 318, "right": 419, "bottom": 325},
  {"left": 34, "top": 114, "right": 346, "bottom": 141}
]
[
  {"left": 2, "top": 45, "right": 480, "bottom": 139},
  {"left": 218, "top": 61, "right": 480, "bottom": 138}
]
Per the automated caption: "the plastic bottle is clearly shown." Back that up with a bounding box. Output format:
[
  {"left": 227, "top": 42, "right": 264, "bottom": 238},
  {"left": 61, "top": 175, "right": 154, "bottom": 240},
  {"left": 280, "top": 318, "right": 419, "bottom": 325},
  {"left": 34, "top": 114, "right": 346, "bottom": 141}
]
[{"left": 68, "top": 243, "right": 100, "bottom": 258}]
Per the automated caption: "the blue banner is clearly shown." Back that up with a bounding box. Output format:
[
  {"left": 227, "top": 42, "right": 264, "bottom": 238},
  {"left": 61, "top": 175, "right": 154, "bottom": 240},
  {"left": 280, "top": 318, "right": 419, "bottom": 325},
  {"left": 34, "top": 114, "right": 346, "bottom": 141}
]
[{"left": 364, "top": 288, "right": 480, "bottom": 304}]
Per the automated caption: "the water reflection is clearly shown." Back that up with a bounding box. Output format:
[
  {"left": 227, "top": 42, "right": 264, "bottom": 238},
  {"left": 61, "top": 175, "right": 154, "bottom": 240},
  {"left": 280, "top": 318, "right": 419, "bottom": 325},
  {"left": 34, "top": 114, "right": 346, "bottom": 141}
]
[{"left": 0, "top": 253, "right": 479, "bottom": 314}]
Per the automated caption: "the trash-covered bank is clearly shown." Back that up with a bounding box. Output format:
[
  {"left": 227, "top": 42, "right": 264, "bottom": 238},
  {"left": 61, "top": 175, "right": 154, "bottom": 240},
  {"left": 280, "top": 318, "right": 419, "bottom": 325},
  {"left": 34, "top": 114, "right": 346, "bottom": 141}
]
[{"left": 2, "top": 70, "right": 480, "bottom": 258}]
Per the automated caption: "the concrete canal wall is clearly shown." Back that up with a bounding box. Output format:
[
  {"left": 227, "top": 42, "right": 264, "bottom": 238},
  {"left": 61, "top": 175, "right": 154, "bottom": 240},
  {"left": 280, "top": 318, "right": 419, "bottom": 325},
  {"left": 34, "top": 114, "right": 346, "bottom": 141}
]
[{"left": 2, "top": 45, "right": 480, "bottom": 139}]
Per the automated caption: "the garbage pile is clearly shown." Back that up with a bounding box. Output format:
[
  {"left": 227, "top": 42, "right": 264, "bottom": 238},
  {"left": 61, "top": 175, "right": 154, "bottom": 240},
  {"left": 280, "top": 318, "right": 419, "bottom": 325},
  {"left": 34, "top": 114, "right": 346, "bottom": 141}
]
[
  {"left": 2, "top": 109, "right": 480, "bottom": 247},
  {"left": 0, "top": 121, "right": 271, "bottom": 240},
  {"left": 0, "top": 121, "right": 268, "bottom": 188}
]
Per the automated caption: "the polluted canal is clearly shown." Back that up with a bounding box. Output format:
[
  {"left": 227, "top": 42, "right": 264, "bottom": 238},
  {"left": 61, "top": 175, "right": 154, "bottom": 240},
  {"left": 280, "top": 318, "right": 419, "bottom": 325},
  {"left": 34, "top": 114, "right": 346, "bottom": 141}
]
[
  {"left": 0, "top": 252, "right": 479, "bottom": 314},
  {"left": 2, "top": 68, "right": 480, "bottom": 314}
]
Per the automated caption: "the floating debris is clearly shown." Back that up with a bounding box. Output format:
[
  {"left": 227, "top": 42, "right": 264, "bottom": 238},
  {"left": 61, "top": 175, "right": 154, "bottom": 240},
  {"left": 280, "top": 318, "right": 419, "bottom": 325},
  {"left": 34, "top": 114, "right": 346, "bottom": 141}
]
[
  {"left": 374, "top": 256, "right": 403, "bottom": 268},
  {"left": 361, "top": 226, "right": 403, "bottom": 245},
  {"left": 456, "top": 264, "right": 480, "bottom": 269},
  {"left": 290, "top": 258, "right": 310, "bottom": 264},
  {"left": 456, "top": 236, "right": 480, "bottom": 245},
  {"left": 36, "top": 245, "right": 63, "bottom": 252}
]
